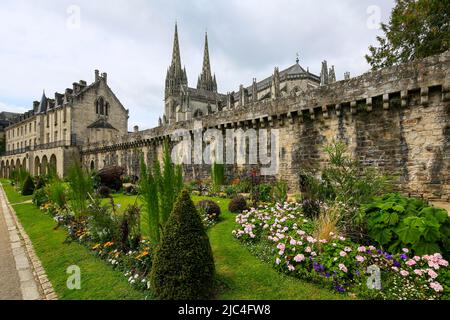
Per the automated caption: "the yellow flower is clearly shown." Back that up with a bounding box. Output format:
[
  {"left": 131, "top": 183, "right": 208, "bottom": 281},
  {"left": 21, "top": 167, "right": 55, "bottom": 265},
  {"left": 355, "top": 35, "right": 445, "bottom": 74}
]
[
  {"left": 92, "top": 244, "right": 101, "bottom": 250},
  {"left": 136, "top": 251, "right": 149, "bottom": 259}
]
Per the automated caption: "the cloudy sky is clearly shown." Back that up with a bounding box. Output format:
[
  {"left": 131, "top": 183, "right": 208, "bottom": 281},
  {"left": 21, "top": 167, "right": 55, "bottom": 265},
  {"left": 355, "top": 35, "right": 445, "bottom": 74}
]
[{"left": 0, "top": 0, "right": 394, "bottom": 130}]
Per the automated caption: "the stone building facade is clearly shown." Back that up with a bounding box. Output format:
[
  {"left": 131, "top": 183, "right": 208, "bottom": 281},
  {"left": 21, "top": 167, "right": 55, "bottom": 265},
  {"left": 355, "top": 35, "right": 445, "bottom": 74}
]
[
  {"left": 1, "top": 25, "right": 448, "bottom": 200},
  {"left": 0, "top": 71, "right": 129, "bottom": 177}
]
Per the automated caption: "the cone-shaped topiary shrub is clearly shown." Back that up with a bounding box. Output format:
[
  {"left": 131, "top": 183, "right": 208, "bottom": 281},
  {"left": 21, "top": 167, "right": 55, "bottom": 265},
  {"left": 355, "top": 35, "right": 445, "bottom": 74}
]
[
  {"left": 22, "top": 175, "right": 35, "bottom": 196},
  {"left": 228, "top": 195, "right": 248, "bottom": 213},
  {"left": 150, "top": 189, "right": 215, "bottom": 300}
]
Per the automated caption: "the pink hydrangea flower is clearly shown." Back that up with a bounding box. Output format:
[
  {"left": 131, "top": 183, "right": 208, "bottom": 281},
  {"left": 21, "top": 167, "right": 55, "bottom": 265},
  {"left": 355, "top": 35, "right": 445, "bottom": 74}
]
[
  {"left": 413, "top": 256, "right": 421, "bottom": 262},
  {"left": 428, "top": 269, "right": 438, "bottom": 279},
  {"left": 414, "top": 269, "right": 423, "bottom": 276},
  {"left": 294, "top": 254, "right": 305, "bottom": 262},
  {"left": 275, "top": 258, "right": 281, "bottom": 265},
  {"left": 305, "top": 246, "right": 312, "bottom": 253},
  {"left": 288, "top": 264, "right": 295, "bottom": 271},
  {"left": 400, "top": 270, "right": 409, "bottom": 277},
  {"left": 406, "top": 259, "right": 416, "bottom": 267},
  {"left": 277, "top": 243, "right": 286, "bottom": 251},
  {"left": 290, "top": 238, "right": 297, "bottom": 246},
  {"left": 430, "top": 282, "right": 443, "bottom": 292},
  {"left": 356, "top": 255, "right": 365, "bottom": 263},
  {"left": 402, "top": 248, "right": 409, "bottom": 253},
  {"left": 339, "top": 264, "right": 348, "bottom": 273},
  {"left": 357, "top": 246, "right": 366, "bottom": 253},
  {"left": 339, "top": 251, "right": 347, "bottom": 257}
]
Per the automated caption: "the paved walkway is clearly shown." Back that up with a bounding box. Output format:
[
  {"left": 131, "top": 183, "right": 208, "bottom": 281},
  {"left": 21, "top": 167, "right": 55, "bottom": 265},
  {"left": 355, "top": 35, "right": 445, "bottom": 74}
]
[{"left": 0, "top": 184, "right": 41, "bottom": 300}]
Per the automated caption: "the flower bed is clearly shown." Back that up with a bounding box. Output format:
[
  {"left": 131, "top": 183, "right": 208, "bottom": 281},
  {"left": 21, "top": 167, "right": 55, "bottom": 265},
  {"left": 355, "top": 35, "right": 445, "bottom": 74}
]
[
  {"left": 232, "top": 203, "right": 449, "bottom": 300},
  {"left": 39, "top": 201, "right": 154, "bottom": 295}
]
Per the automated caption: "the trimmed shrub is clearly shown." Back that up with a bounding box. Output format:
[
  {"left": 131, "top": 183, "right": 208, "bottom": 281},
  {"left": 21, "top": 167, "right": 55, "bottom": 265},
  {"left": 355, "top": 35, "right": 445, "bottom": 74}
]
[
  {"left": 228, "top": 195, "right": 248, "bottom": 213},
  {"left": 150, "top": 190, "right": 215, "bottom": 300},
  {"left": 98, "top": 166, "right": 124, "bottom": 191},
  {"left": 22, "top": 175, "right": 35, "bottom": 196},
  {"left": 32, "top": 188, "right": 48, "bottom": 207},
  {"left": 97, "top": 185, "right": 111, "bottom": 198},
  {"left": 198, "top": 200, "right": 221, "bottom": 221},
  {"left": 301, "top": 199, "right": 321, "bottom": 219}
]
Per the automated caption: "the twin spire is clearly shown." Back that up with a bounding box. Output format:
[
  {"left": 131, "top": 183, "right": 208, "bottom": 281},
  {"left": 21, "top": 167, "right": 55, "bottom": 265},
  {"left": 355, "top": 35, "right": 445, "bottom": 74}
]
[
  {"left": 165, "top": 23, "right": 217, "bottom": 97},
  {"left": 197, "top": 32, "right": 217, "bottom": 92}
]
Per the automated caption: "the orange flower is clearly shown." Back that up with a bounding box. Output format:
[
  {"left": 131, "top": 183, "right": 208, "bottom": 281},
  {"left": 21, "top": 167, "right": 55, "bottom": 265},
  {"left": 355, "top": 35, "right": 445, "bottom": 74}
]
[{"left": 92, "top": 244, "right": 101, "bottom": 250}]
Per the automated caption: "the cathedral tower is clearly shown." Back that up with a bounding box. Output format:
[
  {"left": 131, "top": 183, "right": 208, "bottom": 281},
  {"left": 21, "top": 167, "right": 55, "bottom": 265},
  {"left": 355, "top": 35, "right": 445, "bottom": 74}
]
[{"left": 164, "top": 23, "right": 188, "bottom": 123}]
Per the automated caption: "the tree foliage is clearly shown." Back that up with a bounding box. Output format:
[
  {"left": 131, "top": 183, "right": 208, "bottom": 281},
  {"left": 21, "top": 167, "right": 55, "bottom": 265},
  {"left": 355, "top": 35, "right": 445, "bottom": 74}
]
[{"left": 366, "top": 0, "right": 450, "bottom": 70}]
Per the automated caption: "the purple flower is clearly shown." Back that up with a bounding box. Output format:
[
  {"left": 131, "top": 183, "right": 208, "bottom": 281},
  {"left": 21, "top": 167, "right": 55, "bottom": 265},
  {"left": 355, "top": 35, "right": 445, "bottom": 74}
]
[
  {"left": 400, "top": 254, "right": 408, "bottom": 260},
  {"left": 377, "top": 249, "right": 382, "bottom": 254},
  {"left": 355, "top": 270, "right": 361, "bottom": 277},
  {"left": 393, "top": 260, "right": 401, "bottom": 267},
  {"left": 384, "top": 252, "right": 392, "bottom": 259},
  {"left": 313, "top": 262, "right": 320, "bottom": 272},
  {"left": 325, "top": 272, "right": 330, "bottom": 278},
  {"left": 334, "top": 284, "right": 346, "bottom": 293},
  {"left": 319, "top": 264, "right": 325, "bottom": 271}
]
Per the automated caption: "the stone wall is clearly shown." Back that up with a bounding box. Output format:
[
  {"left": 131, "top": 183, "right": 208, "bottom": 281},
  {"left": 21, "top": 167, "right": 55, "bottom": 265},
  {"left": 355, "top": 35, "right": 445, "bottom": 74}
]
[{"left": 81, "top": 51, "right": 450, "bottom": 200}]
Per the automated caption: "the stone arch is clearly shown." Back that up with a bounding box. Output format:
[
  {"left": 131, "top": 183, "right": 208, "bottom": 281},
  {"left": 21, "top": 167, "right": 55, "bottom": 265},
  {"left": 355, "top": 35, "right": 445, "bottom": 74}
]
[
  {"left": 42, "top": 155, "right": 48, "bottom": 175},
  {"left": 16, "top": 158, "right": 21, "bottom": 170},
  {"left": 22, "top": 158, "right": 27, "bottom": 172},
  {"left": 34, "top": 156, "right": 41, "bottom": 176},
  {"left": 0, "top": 160, "right": 4, "bottom": 178},
  {"left": 5, "top": 160, "right": 10, "bottom": 178},
  {"left": 49, "top": 154, "right": 57, "bottom": 175},
  {"left": 90, "top": 160, "right": 95, "bottom": 171}
]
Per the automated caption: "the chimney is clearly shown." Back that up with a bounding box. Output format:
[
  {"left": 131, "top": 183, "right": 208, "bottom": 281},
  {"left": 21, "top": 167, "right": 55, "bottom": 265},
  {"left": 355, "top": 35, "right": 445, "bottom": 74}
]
[
  {"left": 344, "top": 72, "right": 351, "bottom": 80},
  {"left": 73, "top": 82, "right": 81, "bottom": 94},
  {"left": 33, "top": 101, "right": 39, "bottom": 112},
  {"left": 102, "top": 72, "right": 107, "bottom": 84},
  {"left": 133, "top": 125, "right": 139, "bottom": 133},
  {"left": 95, "top": 69, "right": 100, "bottom": 81},
  {"left": 79, "top": 80, "right": 87, "bottom": 87}
]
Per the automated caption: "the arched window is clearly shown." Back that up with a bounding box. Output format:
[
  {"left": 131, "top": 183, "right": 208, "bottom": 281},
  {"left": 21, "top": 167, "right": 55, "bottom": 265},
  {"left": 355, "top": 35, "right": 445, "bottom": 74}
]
[{"left": 105, "top": 103, "right": 109, "bottom": 116}]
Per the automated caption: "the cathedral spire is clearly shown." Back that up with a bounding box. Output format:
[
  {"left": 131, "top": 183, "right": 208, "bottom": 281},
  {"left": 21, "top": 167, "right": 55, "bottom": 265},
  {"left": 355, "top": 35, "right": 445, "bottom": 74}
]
[
  {"left": 197, "top": 32, "right": 217, "bottom": 92},
  {"left": 171, "top": 22, "right": 182, "bottom": 72},
  {"left": 165, "top": 22, "right": 187, "bottom": 98}
]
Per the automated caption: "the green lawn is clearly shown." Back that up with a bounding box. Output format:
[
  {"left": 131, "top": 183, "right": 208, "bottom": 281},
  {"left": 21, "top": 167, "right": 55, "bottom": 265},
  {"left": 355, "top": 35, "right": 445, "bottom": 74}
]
[
  {"left": 1, "top": 182, "right": 147, "bottom": 300},
  {"left": 2, "top": 181, "right": 349, "bottom": 300}
]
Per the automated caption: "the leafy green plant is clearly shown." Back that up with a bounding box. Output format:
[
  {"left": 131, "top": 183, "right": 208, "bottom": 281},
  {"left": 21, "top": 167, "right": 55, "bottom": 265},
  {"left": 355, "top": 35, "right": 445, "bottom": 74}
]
[
  {"left": 46, "top": 181, "right": 67, "bottom": 208},
  {"left": 364, "top": 193, "right": 450, "bottom": 257},
  {"left": 139, "top": 156, "right": 160, "bottom": 244},
  {"left": 150, "top": 190, "right": 215, "bottom": 300},
  {"left": 67, "top": 160, "right": 94, "bottom": 217},
  {"left": 273, "top": 179, "right": 288, "bottom": 204},
  {"left": 119, "top": 204, "right": 141, "bottom": 251},
  {"left": 138, "top": 142, "right": 183, "bottom": 244},
  {"left": 211, "top": 162, "right": 225, "bottom": 193},
  {"left": 258, "top": 184, "right": 272, "bottom": 202}
]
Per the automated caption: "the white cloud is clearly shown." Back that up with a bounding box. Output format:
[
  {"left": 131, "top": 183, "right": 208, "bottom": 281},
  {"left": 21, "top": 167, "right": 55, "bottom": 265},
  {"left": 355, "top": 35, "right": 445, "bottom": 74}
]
[{"left": 0, "top": 0, "right": 394, "bottom": 130}]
